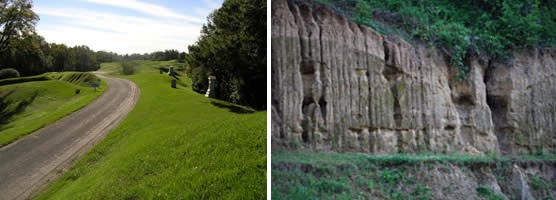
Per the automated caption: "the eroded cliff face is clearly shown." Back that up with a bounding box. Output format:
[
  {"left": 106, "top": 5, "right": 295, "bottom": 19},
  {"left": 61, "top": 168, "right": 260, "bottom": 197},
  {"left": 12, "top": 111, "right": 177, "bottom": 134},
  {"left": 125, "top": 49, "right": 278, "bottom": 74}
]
[{"left": 271, "top": 0, "right": 556, "bottom": 154}]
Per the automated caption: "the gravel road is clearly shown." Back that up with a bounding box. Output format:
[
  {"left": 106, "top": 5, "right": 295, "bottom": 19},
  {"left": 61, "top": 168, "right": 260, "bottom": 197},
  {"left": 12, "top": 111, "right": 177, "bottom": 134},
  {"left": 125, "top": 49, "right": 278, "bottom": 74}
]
[{"left": 0, "top": 75, "right": 139, "bottom": 200}]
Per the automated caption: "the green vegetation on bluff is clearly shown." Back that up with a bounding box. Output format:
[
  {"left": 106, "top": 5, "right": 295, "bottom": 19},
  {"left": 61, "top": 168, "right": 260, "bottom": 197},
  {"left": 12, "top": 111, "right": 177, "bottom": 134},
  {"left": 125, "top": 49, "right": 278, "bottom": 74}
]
[
  {"left": 316, "top": 0, "right": 556, "bottom": 79},
  {"left": 0, "top": 72, "right": 106, "bottom": 146},
  {"left": 272, "top": 151, "right": 556, "bottom": 199},
  {"left": 36, "top": 61, "right": 266, "bottom": 199}
]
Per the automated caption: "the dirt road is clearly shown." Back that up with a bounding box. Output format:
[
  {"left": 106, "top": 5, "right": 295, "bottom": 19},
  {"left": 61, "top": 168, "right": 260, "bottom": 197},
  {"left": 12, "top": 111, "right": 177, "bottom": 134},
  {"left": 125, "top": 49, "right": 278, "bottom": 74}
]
[{"left": 0, "top": 75, "right": 139, "bottom": 200}]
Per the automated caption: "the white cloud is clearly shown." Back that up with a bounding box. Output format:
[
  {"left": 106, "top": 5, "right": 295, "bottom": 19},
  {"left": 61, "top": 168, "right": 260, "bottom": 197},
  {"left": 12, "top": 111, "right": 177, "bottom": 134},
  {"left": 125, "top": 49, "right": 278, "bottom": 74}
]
[
  {"left": 34, "top": 0, "right": 224, "bottom": 54},
  {"left": 82, "top": 0, "right": 205, "bottom": 23},
  {"left": 35, "top": 6, "right": 203, "bottom": 54}
]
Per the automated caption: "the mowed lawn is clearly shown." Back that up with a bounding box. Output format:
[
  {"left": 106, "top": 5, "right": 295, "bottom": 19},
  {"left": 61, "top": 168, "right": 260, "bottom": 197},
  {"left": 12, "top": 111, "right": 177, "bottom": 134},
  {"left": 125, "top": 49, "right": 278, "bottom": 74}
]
[
  {"left": 36, "top": 63, "right": 266, "bottom": 199},
  {"left": 0, "top": 72, "right": 106, "bottom": 146}
]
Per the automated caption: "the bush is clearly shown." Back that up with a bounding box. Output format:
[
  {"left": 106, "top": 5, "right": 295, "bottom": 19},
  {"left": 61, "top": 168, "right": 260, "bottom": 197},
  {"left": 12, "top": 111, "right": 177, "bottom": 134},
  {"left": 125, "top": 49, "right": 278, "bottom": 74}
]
[
  {"left": 0, "top": 68, "right": 20, "bottom": 80},
  {"left": 121, "top": 61, "right": 135, "bottom": 75},
  {"left": 0, "top": 74, "right": 49, "bottom": 86}
]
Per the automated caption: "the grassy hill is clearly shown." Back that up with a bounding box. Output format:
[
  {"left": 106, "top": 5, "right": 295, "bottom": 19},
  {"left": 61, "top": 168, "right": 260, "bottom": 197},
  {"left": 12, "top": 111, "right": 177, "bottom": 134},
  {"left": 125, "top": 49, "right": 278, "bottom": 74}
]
[
  {"left": 36, "top": 60, "right": 266, "bottom": 199},
  {"left": 0, "top": 72, "right": 106, "bottom": 146}
]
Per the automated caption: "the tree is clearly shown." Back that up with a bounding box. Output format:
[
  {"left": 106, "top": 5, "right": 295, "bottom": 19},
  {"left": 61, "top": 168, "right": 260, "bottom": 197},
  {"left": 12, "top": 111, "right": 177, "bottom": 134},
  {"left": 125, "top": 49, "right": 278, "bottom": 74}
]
[
  {"left": 0, "top": 34, "right": 48, "bottom": 75},
  {"left": 186, "top": 0, "right": 266, "bottom": 109},
  {"left": 72, "top": 45, "right": 99, "bottom": 72},
  {"left": 49, "top": 43, "right": 75, "bottom": 72},
  {"left": 0, "top": 0, "right": 38, "bottom": 54}
]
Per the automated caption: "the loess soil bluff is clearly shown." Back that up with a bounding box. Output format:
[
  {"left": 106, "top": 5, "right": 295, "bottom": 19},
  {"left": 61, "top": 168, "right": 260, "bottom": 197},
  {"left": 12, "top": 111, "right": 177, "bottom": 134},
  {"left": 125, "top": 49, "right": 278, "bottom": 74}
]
[{"left": 271, "top": 0, "right": 556, "bottom": 155}]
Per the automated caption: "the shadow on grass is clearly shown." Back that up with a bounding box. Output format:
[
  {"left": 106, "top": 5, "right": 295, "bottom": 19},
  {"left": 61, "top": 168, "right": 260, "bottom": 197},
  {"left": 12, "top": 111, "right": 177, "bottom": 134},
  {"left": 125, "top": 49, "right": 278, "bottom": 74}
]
[
  {"left": 158, "top": 67, "right": 183, "bottom": 80},
  {"left": 0, "top": 90, "right": 38, "bottom": 127},
  {"left": 210, "top": 101, "right": 255, "bottom": 114}
]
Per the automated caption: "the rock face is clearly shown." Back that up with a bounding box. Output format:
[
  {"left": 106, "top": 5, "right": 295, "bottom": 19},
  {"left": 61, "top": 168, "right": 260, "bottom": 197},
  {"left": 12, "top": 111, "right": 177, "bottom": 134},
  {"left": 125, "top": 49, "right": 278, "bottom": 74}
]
[{"left": 271, "top": 0, "right": 556, "bottom": 154}]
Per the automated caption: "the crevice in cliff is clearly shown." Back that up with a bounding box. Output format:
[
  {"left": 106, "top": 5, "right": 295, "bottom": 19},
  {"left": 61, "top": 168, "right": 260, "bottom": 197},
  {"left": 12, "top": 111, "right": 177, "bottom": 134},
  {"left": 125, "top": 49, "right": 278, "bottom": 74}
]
[
  {"left": 383, "top": 41, "right": 403, "bottom": 127},
  {"left": 318, "top": 96, "right": 327, "bottom": 120},
  {"left": 392, "top": 86, "right": 402, "bottom": 127},
  {"left": 484, "top": 59, "right": 511, "bottom": 154},
  {"left": 300, "top": 60, "right": 317, "bottom": 144},
  {"left": 315, "top": 9, "right": 327, "bottom": 130}
]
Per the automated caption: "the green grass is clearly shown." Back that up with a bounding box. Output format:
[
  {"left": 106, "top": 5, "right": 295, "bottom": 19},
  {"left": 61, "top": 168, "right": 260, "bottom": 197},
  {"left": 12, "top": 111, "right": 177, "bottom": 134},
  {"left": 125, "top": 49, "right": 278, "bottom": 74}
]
[
  {"left": 99, "top": 60, "right": 185, "bottom": 76},
  {"left": 272, "top": 151, "right": 556, "bottom": 166},
  {"left": 272, "top": 151, "right": 556, "bottom": 199},
  {"left": 35, "top": 61, "right": 266, "bottom": 199},
  {"left": 0, "top": 72, "right": 106, "bottom": 146}
]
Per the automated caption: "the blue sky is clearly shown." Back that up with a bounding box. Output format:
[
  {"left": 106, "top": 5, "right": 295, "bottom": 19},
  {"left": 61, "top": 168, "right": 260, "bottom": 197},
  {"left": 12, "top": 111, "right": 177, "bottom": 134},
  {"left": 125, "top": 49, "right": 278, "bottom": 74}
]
[{"left": 35, "top": 0, "right": 224, "bottom": 54}]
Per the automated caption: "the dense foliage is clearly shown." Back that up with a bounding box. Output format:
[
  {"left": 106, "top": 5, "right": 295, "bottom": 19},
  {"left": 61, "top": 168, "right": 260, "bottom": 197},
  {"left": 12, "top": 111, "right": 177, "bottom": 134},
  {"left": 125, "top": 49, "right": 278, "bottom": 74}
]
[
  {"left": 121, "top": 61, "right": 135, "bottom": 75},
  {"left": 187, "top": 0, "right": 266, "bottom": 109},
  {"left": 0, "top": 35, "right": 103, "bottom": 76},
  {"left": 150, "top": 49, "right": 185, "bottom": 61},
  {"left": 0, "top": 68, "right": 19, "bottom": 79},
  {"left": 0, "top": 0, "right": 38, "bottom": 53},
  {"left": 317, "top": 0, "right": 556, "bottom": 79}
]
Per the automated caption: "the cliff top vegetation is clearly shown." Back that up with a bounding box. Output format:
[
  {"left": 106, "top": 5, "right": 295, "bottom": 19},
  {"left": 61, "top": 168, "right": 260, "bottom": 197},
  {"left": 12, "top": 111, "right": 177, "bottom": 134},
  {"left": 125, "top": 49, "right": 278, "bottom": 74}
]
[{"left": 313, "top": 0, "right": 556, "bottom": 79}]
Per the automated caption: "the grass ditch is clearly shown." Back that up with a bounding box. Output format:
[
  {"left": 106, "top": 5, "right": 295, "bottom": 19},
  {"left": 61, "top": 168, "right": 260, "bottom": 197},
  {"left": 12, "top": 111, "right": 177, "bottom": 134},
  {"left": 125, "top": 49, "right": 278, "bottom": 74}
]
[{"left": 0, "top": 72, "right": 106, "bottom": 146}]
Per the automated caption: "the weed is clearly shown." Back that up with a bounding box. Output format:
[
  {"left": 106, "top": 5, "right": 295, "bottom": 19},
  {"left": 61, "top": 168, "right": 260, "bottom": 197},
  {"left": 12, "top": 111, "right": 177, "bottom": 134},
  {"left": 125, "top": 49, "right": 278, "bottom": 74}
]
[
  {"left": 530, "top": 175, "right": 550, "bottom": 190},
  {"left": 476, "top": 185, "right": 504, "bottom": 200},
  {"left": 411, "top": 184, "right": 432, "bottom": 200}
]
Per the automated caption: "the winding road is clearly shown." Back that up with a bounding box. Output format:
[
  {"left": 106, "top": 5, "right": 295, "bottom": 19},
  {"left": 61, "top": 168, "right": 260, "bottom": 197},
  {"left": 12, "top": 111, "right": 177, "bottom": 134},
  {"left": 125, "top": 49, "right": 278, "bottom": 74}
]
[{"left": 0, "top": 75, "right": 139, "bottom": 200}]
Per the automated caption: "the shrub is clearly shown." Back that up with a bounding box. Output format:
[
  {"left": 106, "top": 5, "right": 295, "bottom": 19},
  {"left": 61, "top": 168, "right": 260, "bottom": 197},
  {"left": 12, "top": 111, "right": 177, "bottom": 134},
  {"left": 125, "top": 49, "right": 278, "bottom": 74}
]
[
  {"left": 0, "top": 68, "right": 20, "bottom": 80},
  {"left": 121, "top": 61, "right": 135, "bottom": 75},
  {"left": 476, "top": 185, "right": 504, "bottom": 200},
  {"left": 530, "top": 175, "right": 550, "bottom": 190}
]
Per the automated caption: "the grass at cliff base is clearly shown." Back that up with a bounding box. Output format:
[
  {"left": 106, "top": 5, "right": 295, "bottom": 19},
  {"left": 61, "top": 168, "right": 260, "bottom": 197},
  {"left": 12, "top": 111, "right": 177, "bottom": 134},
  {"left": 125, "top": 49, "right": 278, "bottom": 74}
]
[
  {"left": 36, "top": 61, "right": 266, "bottom": 199},
  {"left": 0, "top": 72, "right": 106, "bottom": 146},
  {"left": 272, "top": 151, "right": 556, "bottom": 199}
]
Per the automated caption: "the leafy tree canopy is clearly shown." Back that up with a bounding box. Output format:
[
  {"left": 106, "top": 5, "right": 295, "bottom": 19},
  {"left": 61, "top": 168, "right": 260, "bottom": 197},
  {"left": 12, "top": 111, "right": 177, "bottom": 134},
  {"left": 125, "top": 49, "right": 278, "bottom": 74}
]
[
  {"left": 0, "top": 0, "right": 38, "bottom": 53},
  {"left": 187, "top": 0, "right": 266, "bottom": 109}
]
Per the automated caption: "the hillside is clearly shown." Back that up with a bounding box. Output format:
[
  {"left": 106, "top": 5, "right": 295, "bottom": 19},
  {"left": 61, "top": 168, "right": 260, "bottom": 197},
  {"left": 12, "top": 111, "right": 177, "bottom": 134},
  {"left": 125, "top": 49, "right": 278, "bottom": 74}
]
[
  {"left": 36, "top": 61, "right": 266, "bottom": 199},
  {"left": 0, "top": 72, "right": 106, "bottom": 146},
  {"left": 271, "top": 0, "right": 556, "bottom": 198}
]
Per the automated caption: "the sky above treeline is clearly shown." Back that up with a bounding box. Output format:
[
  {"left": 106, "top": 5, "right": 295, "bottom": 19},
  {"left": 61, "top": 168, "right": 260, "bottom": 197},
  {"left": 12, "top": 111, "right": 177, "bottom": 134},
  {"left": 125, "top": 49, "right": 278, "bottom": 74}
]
[{"left": 35, "top": 0, "right": 224, "bottom": 54}]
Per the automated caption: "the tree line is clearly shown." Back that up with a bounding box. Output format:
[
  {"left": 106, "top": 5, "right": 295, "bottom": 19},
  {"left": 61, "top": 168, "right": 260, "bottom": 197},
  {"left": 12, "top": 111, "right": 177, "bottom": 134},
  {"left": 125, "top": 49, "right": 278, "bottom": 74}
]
[
  {"left": 0, "top": 33, "right": 185, "bottom": 77},
  {"left": 186, "top": 0, "right": 266, "bottom": 110},
  {"left": 0, "top": 0, "right": 184, "bottom": 77}
]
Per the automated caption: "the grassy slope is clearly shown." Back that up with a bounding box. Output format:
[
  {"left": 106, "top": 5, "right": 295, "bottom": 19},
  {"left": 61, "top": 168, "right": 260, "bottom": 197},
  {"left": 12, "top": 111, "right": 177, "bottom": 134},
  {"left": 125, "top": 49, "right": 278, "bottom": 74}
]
[
  {"left": 36, "top": 61, "right": 266, "bottom": 199},
  {"left": 272, "top": 151, "right": 556, "bottom": 199},
  {"left": 0, "top": 72, "right": 106, "bottom": 146},
  {"left": 100, "top": 60, "right": 183, "bottom": 75}
]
